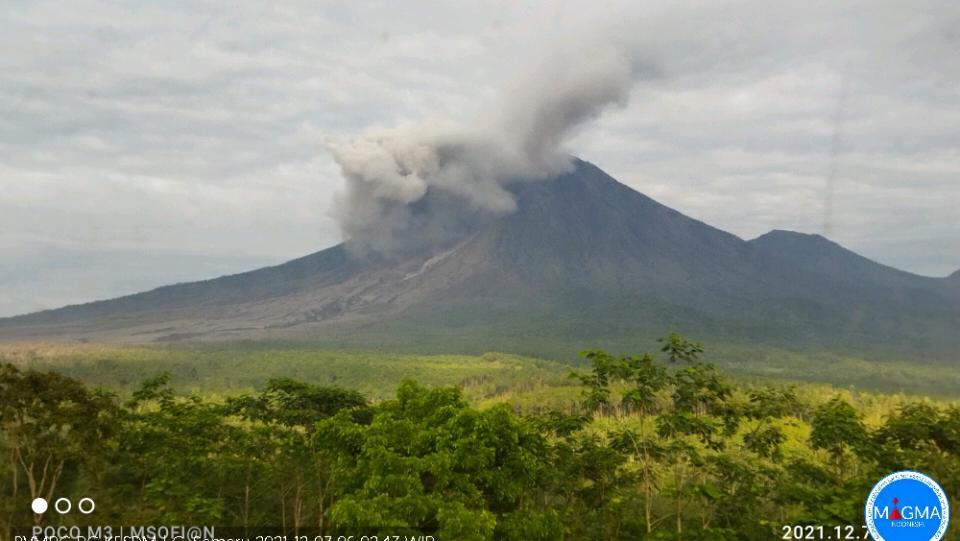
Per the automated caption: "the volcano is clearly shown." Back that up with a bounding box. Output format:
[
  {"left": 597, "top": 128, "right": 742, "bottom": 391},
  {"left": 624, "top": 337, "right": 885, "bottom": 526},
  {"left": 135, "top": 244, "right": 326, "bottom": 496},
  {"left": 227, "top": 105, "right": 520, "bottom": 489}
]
[{"left": 1, "top": 160, "right": 958, "bottom": 360}]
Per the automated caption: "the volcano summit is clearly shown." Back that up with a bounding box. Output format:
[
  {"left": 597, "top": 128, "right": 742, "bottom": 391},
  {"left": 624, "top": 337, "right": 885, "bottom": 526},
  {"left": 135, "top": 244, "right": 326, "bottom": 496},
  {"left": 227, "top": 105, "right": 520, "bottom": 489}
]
[{"left": 1, "top": 160, "right": 957, "bottom": 361}]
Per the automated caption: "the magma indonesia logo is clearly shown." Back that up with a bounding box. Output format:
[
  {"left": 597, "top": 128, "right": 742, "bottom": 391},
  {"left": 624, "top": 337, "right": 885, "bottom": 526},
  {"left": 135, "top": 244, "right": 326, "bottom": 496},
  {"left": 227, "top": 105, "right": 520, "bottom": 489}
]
[{"left": 866, "top": 471, "right": 950, "bottom": 541}]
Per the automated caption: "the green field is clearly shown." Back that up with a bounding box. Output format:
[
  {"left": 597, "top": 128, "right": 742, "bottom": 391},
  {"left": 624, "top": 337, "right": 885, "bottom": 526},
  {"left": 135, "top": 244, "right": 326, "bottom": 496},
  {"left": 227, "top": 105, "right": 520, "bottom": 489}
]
[{"left": 3, "top": 340, "right": 959, "bottom": 400}]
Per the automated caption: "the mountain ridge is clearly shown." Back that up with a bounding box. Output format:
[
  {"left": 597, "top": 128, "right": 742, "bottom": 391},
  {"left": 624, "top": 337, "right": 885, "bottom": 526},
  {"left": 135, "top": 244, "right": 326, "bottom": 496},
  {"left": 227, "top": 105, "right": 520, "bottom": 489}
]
[
  {"left": 1, "top": 160, "right": 957, "bottom": 362},
  {"left": 749, "top": 230, "right": 948, "bottom": 285}
]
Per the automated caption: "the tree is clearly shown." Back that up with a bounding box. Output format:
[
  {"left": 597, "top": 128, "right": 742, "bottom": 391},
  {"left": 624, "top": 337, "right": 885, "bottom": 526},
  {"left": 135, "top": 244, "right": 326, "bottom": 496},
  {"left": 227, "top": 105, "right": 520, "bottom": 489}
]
[
  {"left": 324, "top": 381, "right": 553, "bottom": 540},
  {"left": 226, "top": 378, "right": 370, "bottom": 534},
  {"left": 0, "top": 364, "right": 116, "bottom": 527},
  {"left": 742, "top": 387, "right": 801, "bottom": 461},
  {"left": 117, "top": 373, "right": 230, "bottom": 523},
  {"left": 810, "top": 397, "right": 867, "bottom": 481},
  {"left": 659, "top": 332, "right": 705, "bottom": 364},
  {"left": 570, "top": 350, "right": 622, "bottom": 415},
  {"left": 227, "top": 378, "right": 368, "bottom": 430}
]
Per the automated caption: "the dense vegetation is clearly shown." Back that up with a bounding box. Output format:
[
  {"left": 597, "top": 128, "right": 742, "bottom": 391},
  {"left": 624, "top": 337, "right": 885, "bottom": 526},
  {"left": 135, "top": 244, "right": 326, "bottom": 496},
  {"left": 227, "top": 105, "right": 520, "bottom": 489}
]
[
  {"left": 3, "top": 340, "right": 960, "bottom": 399},
  {"left": 1, "top": 336, "right": 959, "bottom": 540}
]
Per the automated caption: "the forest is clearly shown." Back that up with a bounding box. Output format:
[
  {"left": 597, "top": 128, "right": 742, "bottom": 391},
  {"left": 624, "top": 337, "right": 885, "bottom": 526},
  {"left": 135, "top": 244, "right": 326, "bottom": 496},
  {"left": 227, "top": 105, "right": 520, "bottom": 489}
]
[{"left": 1, "top": 335, "right": 958, "bottom": 541}]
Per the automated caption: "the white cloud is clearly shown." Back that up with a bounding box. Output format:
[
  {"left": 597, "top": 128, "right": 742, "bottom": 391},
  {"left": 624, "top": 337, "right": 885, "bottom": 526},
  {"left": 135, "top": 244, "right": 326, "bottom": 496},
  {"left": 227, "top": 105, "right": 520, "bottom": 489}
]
[{"left": 0, "top": 0, "right": 958, "bottom": 316}]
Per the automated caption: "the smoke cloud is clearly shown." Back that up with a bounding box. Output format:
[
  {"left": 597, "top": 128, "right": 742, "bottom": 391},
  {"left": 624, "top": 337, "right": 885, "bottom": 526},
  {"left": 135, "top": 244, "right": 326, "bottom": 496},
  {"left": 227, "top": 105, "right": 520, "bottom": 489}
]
[{"left": 330, "top": 46, "right": 636, "bottom": 256}]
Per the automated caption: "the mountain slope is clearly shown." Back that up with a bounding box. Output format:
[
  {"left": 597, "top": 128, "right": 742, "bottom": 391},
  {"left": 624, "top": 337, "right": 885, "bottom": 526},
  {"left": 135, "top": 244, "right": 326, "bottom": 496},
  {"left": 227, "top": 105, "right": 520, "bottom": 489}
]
[
  {"left": 4, "top": 245, "right": 353, "bottom": 325},
  {"left": 749, "top": 230, "right": 948, "bottom": 290},
  {"left": 1, "top": 160, "right": 957, "bottom": 361}
]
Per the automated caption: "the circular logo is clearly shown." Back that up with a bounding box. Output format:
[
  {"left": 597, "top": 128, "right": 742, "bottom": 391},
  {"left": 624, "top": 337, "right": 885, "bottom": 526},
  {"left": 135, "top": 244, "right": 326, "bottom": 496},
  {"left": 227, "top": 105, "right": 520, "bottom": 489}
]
[{"left": 866, "top": 471, "right": 949, "bottom": 541}]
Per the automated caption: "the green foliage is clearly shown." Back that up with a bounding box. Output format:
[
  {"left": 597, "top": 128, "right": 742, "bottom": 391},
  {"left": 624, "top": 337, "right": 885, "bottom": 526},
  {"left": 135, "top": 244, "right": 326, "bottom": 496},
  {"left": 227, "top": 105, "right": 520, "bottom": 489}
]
[
  {"left": 659, "top": 332, "right": 705, "bottom": 364},
  {"left": 320, "top": 381, "right": 551, "bottom": 539},
  {"left": 0, "top": 363, "right": 117, "bottom": 530},
  {"left": 227, "top": 377, "right": 369, "bottom": 428},
  {"left": 1, "top": 336, "right": 959, "bottom": 540},
  {"left": 810, "top": 397, "right": 868, "bottom": 480},
  {"left": 4, "top": 340, "right": 960, "bottom": 400}
]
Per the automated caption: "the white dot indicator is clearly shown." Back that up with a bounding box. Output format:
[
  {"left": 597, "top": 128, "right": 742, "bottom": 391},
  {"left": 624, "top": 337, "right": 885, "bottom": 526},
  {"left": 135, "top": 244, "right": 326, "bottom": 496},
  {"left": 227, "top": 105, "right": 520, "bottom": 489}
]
[
  {"left": 31, "top": 498, "right": 48, "bottom": 514},
  {"left": 78, "top": 497, "right": 95, "bottom": 514}
]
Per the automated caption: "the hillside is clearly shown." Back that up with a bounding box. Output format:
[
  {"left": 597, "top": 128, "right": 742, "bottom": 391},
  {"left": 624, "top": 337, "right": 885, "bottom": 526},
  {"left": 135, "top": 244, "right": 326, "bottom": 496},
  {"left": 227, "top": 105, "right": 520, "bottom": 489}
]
[{"left": 1, "top": 160, "right": 957, "bottom": 362}]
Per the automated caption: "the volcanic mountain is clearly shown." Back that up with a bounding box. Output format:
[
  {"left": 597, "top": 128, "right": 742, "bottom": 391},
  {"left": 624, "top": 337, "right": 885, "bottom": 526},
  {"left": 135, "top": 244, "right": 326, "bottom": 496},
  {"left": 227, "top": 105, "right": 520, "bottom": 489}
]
[{"left": 1, "top": 160, "right": 957, "bottom": 361}]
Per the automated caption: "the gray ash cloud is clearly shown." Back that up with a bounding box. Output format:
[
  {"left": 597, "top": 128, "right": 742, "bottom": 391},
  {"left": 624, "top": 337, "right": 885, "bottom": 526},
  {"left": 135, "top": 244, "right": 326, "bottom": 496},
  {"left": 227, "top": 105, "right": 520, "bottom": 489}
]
[{"left": 330, "top": 46, "right": 635, "bottom": 256}]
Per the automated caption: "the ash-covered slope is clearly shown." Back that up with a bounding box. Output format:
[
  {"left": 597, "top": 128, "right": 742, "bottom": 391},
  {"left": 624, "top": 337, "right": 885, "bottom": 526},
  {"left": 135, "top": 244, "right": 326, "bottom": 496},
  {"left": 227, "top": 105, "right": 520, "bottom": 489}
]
[
  {"left": 371, "top": 161, "right": 958, "bottom": 357},
  {"left": 1, "top": 160, "right": 957, "bottom": 360},
  {"left": 3, "top": 245, "right": 353, "bottom": 326}
]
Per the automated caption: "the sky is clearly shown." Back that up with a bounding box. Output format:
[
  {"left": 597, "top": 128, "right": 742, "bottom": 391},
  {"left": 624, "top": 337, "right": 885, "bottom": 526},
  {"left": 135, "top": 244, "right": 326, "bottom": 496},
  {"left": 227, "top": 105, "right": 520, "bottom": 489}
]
[{"left": 1, "top": 0, "right": 958, "bottom": 317}]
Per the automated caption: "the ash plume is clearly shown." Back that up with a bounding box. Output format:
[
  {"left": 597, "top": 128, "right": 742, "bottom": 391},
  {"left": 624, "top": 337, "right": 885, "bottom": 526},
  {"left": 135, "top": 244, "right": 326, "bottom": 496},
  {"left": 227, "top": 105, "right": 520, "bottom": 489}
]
[{"left": 330, "top": 47, "right": 636, "bottom": 256}]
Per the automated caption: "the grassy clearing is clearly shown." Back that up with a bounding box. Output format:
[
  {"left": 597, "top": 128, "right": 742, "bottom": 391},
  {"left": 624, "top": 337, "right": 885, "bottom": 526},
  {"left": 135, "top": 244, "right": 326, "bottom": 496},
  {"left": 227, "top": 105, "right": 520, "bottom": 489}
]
[{"left": 0, "top": 342, "right": 578, "bottom": 401}]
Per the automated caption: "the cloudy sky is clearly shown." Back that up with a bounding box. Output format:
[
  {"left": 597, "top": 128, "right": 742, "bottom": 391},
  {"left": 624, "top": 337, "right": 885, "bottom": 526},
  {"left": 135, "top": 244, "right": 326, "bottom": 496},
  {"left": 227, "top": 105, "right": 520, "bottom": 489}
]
[{"left": 1, "top": 0, "right": 958, "bottom": 317}]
